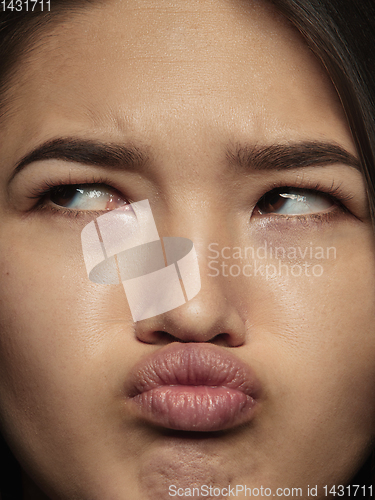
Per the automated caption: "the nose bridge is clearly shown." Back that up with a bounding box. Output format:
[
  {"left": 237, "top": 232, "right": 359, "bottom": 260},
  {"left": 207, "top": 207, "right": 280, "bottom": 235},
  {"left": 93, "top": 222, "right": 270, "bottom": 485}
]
[
  {"left": 154, "top": 183, "right": 247, "bottom": 292},
  {"left": 154, "top": 193, "right": 234, "bottom": 291}
]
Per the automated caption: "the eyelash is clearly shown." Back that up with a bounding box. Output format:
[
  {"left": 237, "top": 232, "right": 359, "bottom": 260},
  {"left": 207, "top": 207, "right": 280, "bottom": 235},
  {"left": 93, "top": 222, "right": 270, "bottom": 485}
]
[
  {"left": 27, "top": 176, "right": 131, "bottom": 219},
  {"left": 259, "top": 180, "right": 352, "bottom": 209},
  {"left": 26, "top": 177, "right": 353, "bottom": 220}
]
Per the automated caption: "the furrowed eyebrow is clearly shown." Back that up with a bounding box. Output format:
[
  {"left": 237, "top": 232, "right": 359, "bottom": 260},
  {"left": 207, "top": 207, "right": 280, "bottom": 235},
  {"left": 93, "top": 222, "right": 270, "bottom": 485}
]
[
  {"left": 9, "top": 137, "right": 149, "bottom": 182},
  {"left": 9, "top": 138, "right": 361, "bottom": 184},
  {"left": 227, "top": 141, "right": 361, "bottom": 172}
]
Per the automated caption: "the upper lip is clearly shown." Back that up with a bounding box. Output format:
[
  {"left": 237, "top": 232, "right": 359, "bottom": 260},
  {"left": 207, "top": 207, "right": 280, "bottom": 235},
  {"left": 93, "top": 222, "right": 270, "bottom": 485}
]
[{"left": 126, "top": 342, "right": 261, "bottom": 399}]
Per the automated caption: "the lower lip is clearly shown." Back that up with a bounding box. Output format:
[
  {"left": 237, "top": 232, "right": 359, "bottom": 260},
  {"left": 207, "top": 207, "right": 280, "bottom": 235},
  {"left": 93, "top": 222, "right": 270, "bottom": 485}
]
[{"left": 132, "top": 386, "right": 256, "bottom": 432}]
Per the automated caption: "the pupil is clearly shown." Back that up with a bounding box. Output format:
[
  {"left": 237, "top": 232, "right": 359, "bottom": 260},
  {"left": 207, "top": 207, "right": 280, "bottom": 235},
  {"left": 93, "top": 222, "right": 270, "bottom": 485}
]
[
  {"left": 258, "top": 189, "right": 286, "bottom": 213},
  {"left": 50, "top": 185, "right": 82, "bottom": 207}
]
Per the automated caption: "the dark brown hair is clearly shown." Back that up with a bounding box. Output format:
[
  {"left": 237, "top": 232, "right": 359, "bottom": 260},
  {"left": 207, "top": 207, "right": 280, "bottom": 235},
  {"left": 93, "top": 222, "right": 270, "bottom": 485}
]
[
  {"left": 272, "top": 0, "right": 375, "bottom": 223},
  {"left": 0, "top": 0, "right": 374, "bottom": 498}
]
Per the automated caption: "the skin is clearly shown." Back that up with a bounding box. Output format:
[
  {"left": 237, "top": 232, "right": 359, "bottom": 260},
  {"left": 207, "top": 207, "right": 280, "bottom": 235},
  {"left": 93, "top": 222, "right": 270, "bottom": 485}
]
[{"left": 0, "top": 0, "right": 374, "bottom": 498}]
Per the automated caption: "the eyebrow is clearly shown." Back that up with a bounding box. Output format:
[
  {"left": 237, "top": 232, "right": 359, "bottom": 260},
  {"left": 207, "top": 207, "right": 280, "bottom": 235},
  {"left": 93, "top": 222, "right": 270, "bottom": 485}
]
[
  {"left": 9, "top": 137, "right": 149, "bottom": 182},
  {"left": 227, "top": 141, "right": 361, "bottom": 172},
  {"left": 10, "top": 137, "right": 361, "bottom": 183}
]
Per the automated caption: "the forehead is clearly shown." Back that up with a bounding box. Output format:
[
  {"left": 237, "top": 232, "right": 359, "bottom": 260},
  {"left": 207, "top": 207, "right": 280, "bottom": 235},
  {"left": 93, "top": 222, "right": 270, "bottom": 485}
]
[{"left": 2, "top": 0, "right": 354, "bottom": 158}]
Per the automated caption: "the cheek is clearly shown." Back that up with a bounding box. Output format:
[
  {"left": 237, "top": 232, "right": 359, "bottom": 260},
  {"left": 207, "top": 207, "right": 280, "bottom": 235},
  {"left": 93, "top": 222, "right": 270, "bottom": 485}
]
[
  {"left": 242, "top": 219, "right": 375, "bottom": 363},
  {"left": 0, "top": 222, "right": 134, "bottom": 443},
  {"left": 234, "top": 222, "right": 375, "bottom": 482}
]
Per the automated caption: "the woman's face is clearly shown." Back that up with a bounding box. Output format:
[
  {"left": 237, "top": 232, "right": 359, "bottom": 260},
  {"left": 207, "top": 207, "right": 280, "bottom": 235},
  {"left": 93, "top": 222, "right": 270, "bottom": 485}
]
[{"left": 0, "top": 0, "right": 374, "bottom": 498}]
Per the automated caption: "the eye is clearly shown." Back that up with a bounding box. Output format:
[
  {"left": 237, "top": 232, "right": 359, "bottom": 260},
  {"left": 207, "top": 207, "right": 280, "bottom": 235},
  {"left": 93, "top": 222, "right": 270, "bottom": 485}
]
[
  {"left": 47, "top": 184, "right": 128, "bottom": 211},
  {"left": 255, "top": 187, "right": 336, "bottom": 216}
]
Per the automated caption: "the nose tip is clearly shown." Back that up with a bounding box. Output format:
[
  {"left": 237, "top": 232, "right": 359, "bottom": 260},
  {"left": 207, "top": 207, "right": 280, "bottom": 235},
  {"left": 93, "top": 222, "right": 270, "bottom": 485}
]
[{"left": 134, "top": 278, "right": 247, "bottom": 346}]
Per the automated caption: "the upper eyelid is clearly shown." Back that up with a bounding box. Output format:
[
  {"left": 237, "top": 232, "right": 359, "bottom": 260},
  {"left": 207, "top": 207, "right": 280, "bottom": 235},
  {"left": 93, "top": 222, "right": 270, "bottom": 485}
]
[
  {"left": 45, "top": 183, "right": 345, "bottom": 219},
  {"left": 256, "top": 187, "right": 341, "bottom": 213},
  {"left": 22, "top": 170, "right": 359, "bottom": 216},
  {"left": 27, "top": 179, "right": 125, "bottom": 200},
  {"left": 36, "top": 180, "right": 348, "bottom": 203},
  {"left": 44, "top": 184, "right": 128, "bottom": 203},
  {"left": 259, "top": 183, "right": 353, "bottom": 203}
]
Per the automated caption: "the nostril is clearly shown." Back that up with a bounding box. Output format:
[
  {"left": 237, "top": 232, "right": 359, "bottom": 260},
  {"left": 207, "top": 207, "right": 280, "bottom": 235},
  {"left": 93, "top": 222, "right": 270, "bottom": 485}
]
[
  {"left": 208, "top": 332, "right": 234, "bottom": 346},
  {"left": 138, "top": 331, "right": 178, "bottom": 345},
  {"left": 137, "top": 329, "right": 242, "bottom": 346}
]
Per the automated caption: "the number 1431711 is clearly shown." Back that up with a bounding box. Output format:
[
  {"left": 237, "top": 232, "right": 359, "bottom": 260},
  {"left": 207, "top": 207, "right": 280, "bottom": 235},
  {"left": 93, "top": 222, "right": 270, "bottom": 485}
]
[{"left": 1, "top": 0, "right": 51, "bottom": 11}]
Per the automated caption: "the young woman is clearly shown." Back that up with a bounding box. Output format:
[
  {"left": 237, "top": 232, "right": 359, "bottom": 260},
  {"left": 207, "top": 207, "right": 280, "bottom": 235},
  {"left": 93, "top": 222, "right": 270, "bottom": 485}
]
[{"left": 0, "top": 0, "right": 374, "bottom": 498}]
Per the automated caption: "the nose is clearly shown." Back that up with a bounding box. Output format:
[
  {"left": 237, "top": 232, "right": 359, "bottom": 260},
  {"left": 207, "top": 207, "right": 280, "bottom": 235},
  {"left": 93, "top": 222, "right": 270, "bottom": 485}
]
[{"left": 134, "top": 264, "right": 247, "bottom": 347}]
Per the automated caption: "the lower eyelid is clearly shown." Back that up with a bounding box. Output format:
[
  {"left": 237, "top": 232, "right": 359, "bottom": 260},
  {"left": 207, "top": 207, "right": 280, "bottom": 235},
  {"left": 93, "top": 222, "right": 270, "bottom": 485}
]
[
  {"left": 251, "top": 208, "right": 346, "bottom": 229},
  {"left": 32, "top": 202, "right": 111, "bottom": 220}
]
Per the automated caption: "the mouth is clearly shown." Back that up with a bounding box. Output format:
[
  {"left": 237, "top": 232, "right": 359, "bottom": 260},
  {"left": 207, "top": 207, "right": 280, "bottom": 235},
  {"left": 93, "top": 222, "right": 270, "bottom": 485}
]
[{"left": 126, "top": 343, "right": 261, "bottom": 432}]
